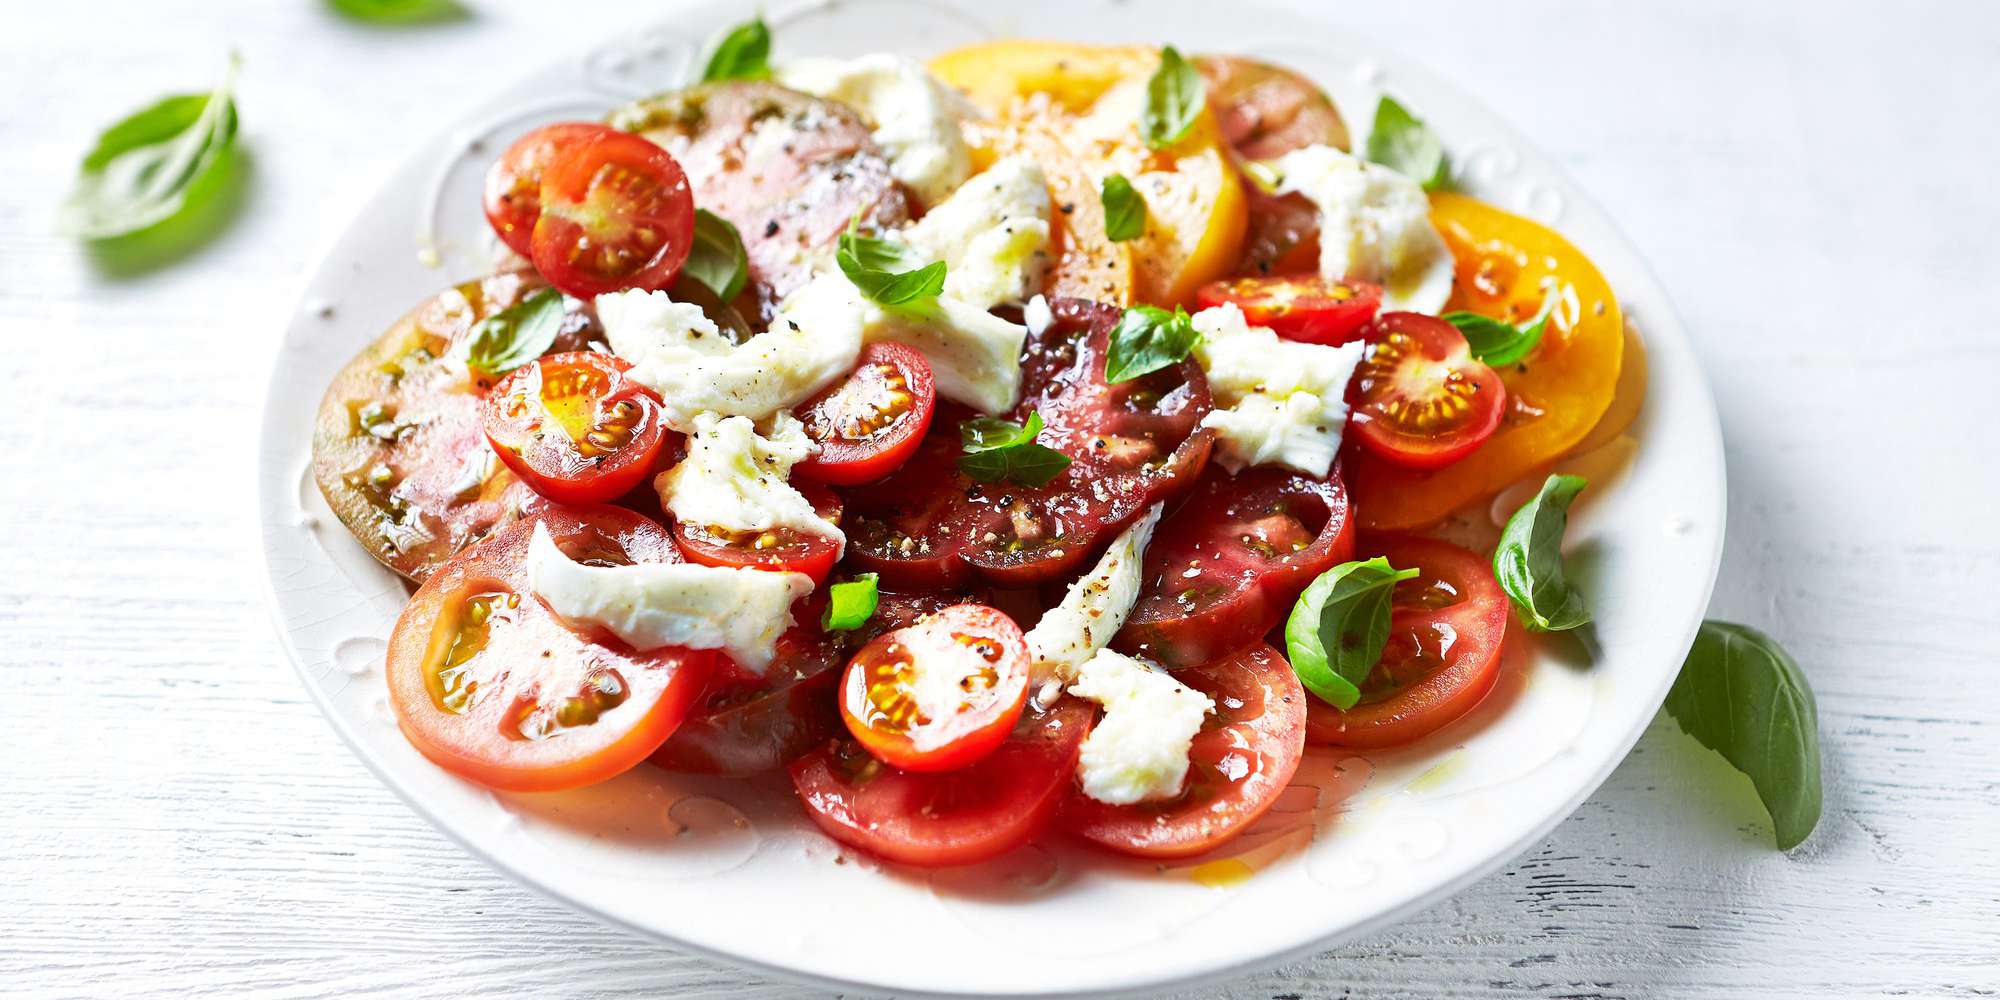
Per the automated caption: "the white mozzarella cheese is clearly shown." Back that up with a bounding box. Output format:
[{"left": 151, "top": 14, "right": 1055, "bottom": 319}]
[
  {"left": 781, "top": 272, "right": 1027, "bottom": 415},
  {"left": 1023, "top": 504, "right": 1162, "bottom": 703},
  {"left": 896, "top": 156, "right": 1053, "bottom": 310},
  {"left": 656, "top": 411, "right": 844, "bottom": 553},
  {"left": 1066, "top": 649, "right": 1215, "bottom": 805},
  {"left": 775, "top": 54, "right": 979, "bottom": 206},
  {"left": 1192, "top": 303, "right": 1366, "bottom": 477},
  {"left": 1272, "top": 143, "right": 1454, "bottom": 313}
]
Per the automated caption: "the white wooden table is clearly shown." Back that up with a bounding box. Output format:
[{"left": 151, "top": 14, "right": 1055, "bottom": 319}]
[{"left": 6, "top": 1, "right": 1998, "bottom": 996}]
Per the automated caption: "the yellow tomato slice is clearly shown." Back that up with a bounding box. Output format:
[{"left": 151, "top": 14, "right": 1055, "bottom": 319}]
[
  {"left": 963, "top": 119, "right": 1134, "bottom": 305},
  {"left": 929, "top": 40, "right": 1156, "bottom": 116},
  {"left": 1350, "top": 193, "right": 1625, "bottom": 531}
]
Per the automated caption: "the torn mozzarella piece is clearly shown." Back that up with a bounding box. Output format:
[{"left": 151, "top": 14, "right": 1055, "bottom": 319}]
[
  {"left": 656, "top": 411, "right": 844, "bottom": 553},
  {"left": 895, "top": 156, "right": 1053, "bottom": 310},
  {"left": 1066, "top": 649, "right": 1215, "bottom": 804},
  {"left": 775, "top": 54, "right": 979, "bottom": 206},
  {"left": 1271, "top": 143, "right": 1454, "bottom": 313},
  {"left": 1192, "top": 303, "right": 1366, "bottom": 477},
  {"left": 1023, "top": 505, "right": 1162, "bottom": 705},
  {"left": 781, "top": 273, "right": 1027, "bottom": 415}
]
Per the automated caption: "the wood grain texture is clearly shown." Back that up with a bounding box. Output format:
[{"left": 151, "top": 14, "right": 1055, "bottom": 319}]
[{"left": 4, "top": 1, "right": 1998, "bottom": 997}]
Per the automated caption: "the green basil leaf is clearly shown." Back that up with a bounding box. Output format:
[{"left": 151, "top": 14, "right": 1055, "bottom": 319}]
[
  {"left": 837, "top": 220, "right": 947, "bottom": 306},
  {"left": 956, "top": 412, "right": 1072, "bottom": 487},
  {"left": 822, "top": 573, "right": 880, "bottom": 631},
  {"left": 700, "top": 16, "right": 772, "bottom": 83},
  {"left": 465, "top": 288, "right": 565, "bottom": 378},
  {"left": 1104, "top": 305, "right": 1200, "bottom": 384},
  {"left": 327, "top": 0, "right": 465, "bottom": 22},
  {"left": 1140, "top": 45, "right": 1204, "bottom": 149},
  {"left": 1366, "top": 95, "right": 1449, "bottom": 191},
  {"left": 1100, "top": 173, "right": 1147, "bottom": 242},
  {"left": 683, "top": 209, "right": 749, "bottom": 302},
  {"left": 61, "top": 63, "right": 239, "bottom": 240},
  {"left": 1443, "top": 292, "right": 1556, "bottom": 367},
  {"left": 1494, "top": 474, "right": 1591, "bottom": 632},
  {"left": 1666, "top": 621, "right": 1823, "bottom": 850},
  {"left": 1285, "top": 557, "right": 1421, "bottom": 710},
  {"left": 961, "top": 411, "right": 1043, "bottom": 452}
]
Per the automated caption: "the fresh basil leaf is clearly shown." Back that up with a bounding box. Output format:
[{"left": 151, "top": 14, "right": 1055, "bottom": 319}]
[
  {"left": 1104, "top": 305, "right": 1200, "bottom": 384},
  {"left": 1100, "top": 173, "right": 1147, "bottom": 243},
  {"left": 822, "top": 573, "right": 880, "bottom": 631},
  {"left": 1286, "top": 558, "right": 1421, "bottom": 710},
  {"left": 956, "top": 412, "right": 1072, "bottom": 487},
  {"left": 683, "top": 209, "right": 749, "bottom": 302},
  {"left": 61, "top": 63, "right": 239, "bottom": 240},
  {"left": 1366, "top": 95, "right": 1449, "bottom": 191},
  {"left": 465, "top": 288, "right": 565, "bottom": 378},
  {"left": 1666, "top": 621, "right": 1822, "bottom": 850},
  {"left": 1444, "top": 292, "right": 1556, "bottom": 368},
  {"left": 1494, "top": 474, "right": 1591, "bottom": 631},
  {"left": 327, "top": 0, "right": 465, "bottom": 22},
  {"left": 1140, "top": 45, "right": 1204, "bottom": 149},
  {"left": 837, "top": 219, "right": 947, "bottom": 306},
  {"left": 700, "top": 16, "right": 772, "bottom": 83}
]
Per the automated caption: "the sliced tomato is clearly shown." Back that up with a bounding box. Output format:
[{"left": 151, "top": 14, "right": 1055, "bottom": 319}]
[
  {"left": 794, "top": 342, "right": 937, "bottom": 486},
  {"left": 839, "top": 604, "right": 1030, "bottom": 773},
  {"left": 530, "top": 129, "right": 695, "bottom": 298},
  {"left": 1196, "top": 54, "right": 1350, "bottom": 163},
  {"left": 1306, "top": 536, "right": 1509, "bottom": 748},
  {"left": 1196, "top": 275, "right": 1382, "bottom": 345},
  {"left": 1061, "top": 643, "right": 1306, "bottom": 858},
  {"left": 482, "top": 352, "right": 669, "bottom": 505},
  {"left": 671, "top": 481, "right": 844, "bottom": 585},
  {"left": 842, "top": 418, "right": 977, "bottom": 589},
  {"left": 483, "top": 123, "right": 621, "bottom": 258},
  {"left": 1116, "top": 465, "right": 1356, "bottom": 669},
  {"left": 384, "top": 505, "right": 715, "bottom": 792},
  {"left": 790, "top": 698, "right": 1093, "bottom": 867},
  {"left": 1349, "top": 312, "right": 1506, "bottom": 470}
]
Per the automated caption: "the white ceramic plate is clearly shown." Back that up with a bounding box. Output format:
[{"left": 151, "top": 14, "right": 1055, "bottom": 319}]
[{"left": 257, "top": 1, "right": 1726, "bottom": 995}]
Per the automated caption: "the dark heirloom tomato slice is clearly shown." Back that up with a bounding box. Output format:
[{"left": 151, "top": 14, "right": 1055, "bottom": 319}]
[
  {"left": 1350, "top": 312, "right": 1507, "bottom": 470},
  {"left": 1195, "top": 275, "right": 1383, "bottom": 346},
  {"left": 385, "top": 505, "right": 716, "bottom": 792},
  {"left": 483, "top": 352, "right": 670, "bottom": 506},
  {"left": 842, "top": 417, "right": 978, "bottom": 589},
  {"left": 1307, "top": 536, "right": 1509, "bottom": 748},
  {"left": 839, "top": 604, "right": 1031, "bottom": 773},
  {"left": 794, "top": 342, "right": 937, "bottom": 486},
  {"left": 790, "top": 698, "right": 1094, "bottom": 867},
  {"left": 671, "top": 481, "right": 844, "bottom": 584},
  {"left": 1116, "top": 465, "right": 1356, "bottom": 669},
  {"left": 1196, "top": 54, "right": 1350, "bottom": 163},
  {"left": 1061, "top": 643, "right": 1306, "bottom": 858},
  {"left": 530, "top": 129, "right": 696, "bottom": 298},
  {"left": 483, "top": 123, "right": 623, "bottom": 258}
]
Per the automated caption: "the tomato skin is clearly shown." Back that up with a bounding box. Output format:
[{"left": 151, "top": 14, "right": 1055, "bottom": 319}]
[
  {"left": 671, "top": 482, "right": 845, "bottom": 585},
  {"left": 1196, "top": 275, "right": 1383, "bottom": 346},
  {"left": 483, "top": 352, "right": 671, "bottom": 506},
  {"left": 483, "top": 123, "right": 621, "bottom": 258},
  {"left": 791, "top": 698, "right": 1094, "bottom": 867},
  {"left": 1305, "top": 536, "right": 1508, "bottom": 749},
  {"left": 838, "top": 604, "right": 1031, "bottom": 773},
  {"left": 1349, "top": 312, "right": 1507, "bottom": 471},
  {"left": 1061, "top": 643, "right": 1306, "bottom": 859},
  {"left": 385, "top": 505, "right": 715, "bottom": 792},
  {"left": 530, "top": 129, "right": 696, "bottom": 298},
  {"left": 794, "top": 343, "right": 937, "bottom": 486}
]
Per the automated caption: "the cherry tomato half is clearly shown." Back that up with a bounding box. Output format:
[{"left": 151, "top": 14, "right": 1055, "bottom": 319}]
[
  {"left": 671, "top": 481, "right": 844, "bottom": 585},
  {"left": 1349, "top": 312, "right": 1506, "bottom": 470},
  {"left": 1305, "top": 536, "right": 1509, "bottom": 748},
  {"left": 530, "top": 129, "right": 696, "bottom": 298},
  {"left": 483, "top": 123, "right": 622, "bottom": 258},
  {"left": 483, "top": 352, "right": 670, "bottom": 505},
  {"left": 793, "top": 342, "right": 937, "bottom": 486},
  {"left": 1195, "top": 275, "right": 1383, "bottom": 346},
  {"left": 839, "top": 604, "right": 1031, "bottom": 773}
]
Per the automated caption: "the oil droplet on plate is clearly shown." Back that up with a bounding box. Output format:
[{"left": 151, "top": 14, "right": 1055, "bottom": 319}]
[
  {"left": 664, "top": 794, "right": 759, "bottom": 872},
  {"left": 333, "top": 636, "right": 387, "bottom": 676},
  {"left": 928, "top": 842, "right": 1061, "bottom": 901},
  {"left": 1186, "top": 858, "right": 1255, "bottom": 889}
]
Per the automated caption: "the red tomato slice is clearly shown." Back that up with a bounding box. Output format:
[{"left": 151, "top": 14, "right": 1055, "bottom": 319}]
[
  {"left": 1305, "top": 536, "right": 1509, "bottom": 748},
  {"left": 483, "top": 352, "right": 671, "bottom": 505},
  {"left": 790, "top": 698, "right": 1093, "bottom": 867},
  {"left": 672, "top": 481, "right": 844, "bottom": 585},
  {"left": 1116, "top": 465, "right": 1356, "bottom": 669},
  {"left": 1195, "top": 275, "right": 1383, "bottom": 346},
  {"left": 1350, "top": 312, "right": 1506, "bottom": 470},
  {"left": 794, "top": 342, "right": 937, "bottom": 486},
  {"left": 842, "top": 407, "right": 980, "bottom": 589},
  {"left": 530, "top": 129, "right": 696, "bottom": 298},
  {"left": 385, "top": 505, "right": 715, "bottom": 792},
  {"left": 1061, "top": 643, "right": 1306, "bottom": 858},
  {"left": 838, "top": 604, "right": 1030, "bottom": 773},
  {"left": 483, "top": 123, "right": 621, "bottom": 258}
]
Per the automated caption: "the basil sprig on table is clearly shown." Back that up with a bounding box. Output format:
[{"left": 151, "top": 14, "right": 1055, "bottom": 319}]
[
  {"left": 699, "top": 16, "right": 772, "bottom": 82},
  {"left": 1667, "top": 621, "right": 1823, "bottom": 850},
  {"left": 1140, "top": 46, "right": 1204, "bottom": 149},
  {"left": 1103, "top": 305, "right": 1199, "bottom": 384},
  {"left": 1286, "top": 558, "right": 1421, "bottom": 710},
  {"left": 836, "top": 220, "right": 947, "bottom": 306},
  {"left": 327, "top": 0, "right": 465, "bottom": 22},
  {"left": 1445, "top": 292, "right": 1558, "bottom": 368},
  {"left": 1494, "top": 474, "right": 1592, "bottom": 632},
  {"left": 60, "top": 61, "right": 240, "bottom": 240},
  {"left": 822, "top": 573, "right": 881, "bottom": 632},
  {"left": 1366, "top": 95, "right": 1450, "bottom": 191},
  {"left": 683, "top": 209, "right": 749, "bottom": 302},
  {"left": 957, "top": 412, "right": 1072, "bottom": 487},
  {"left": 465, "top": 288, "right": 564, "bottom": 378},
  {"left": 1099, "top": 174, "right": 1147, "bottom": 243}
]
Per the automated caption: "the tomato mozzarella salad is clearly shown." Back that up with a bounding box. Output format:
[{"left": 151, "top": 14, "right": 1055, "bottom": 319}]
[{"left": 311, "top": 30, "right": 1630, "bottom": 868}]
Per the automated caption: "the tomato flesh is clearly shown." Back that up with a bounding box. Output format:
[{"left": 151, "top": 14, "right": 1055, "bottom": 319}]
[
  {"left": 794, "top": 342, "right": 937, "bottom": 486},
  {"left": 839, "top": 604, "right": 1030, "bottom": 773},
  {"left": 672, "top": 481, "right": 845, "bottom": 585},
  {"left": 1196, "top": 275, "right": 1383, "bottom": 346},
  {"left": 483, "top": 352, "right": 670, "bottom": 506},
  {"left": 530, "top": 129, "right": 695, "bottom": 298},
  {"left": 1305, "top": 536, "right": 1508, "bottom": 748},
  {"left": 1061, "top": 643, "right": 1306, "bottom": 858},
  {"left": 1350, "top": 312, "right": 1507, "bottom": 470},
  {"left": 483, "top": 123, "right": 621, "bottom": 258}
]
